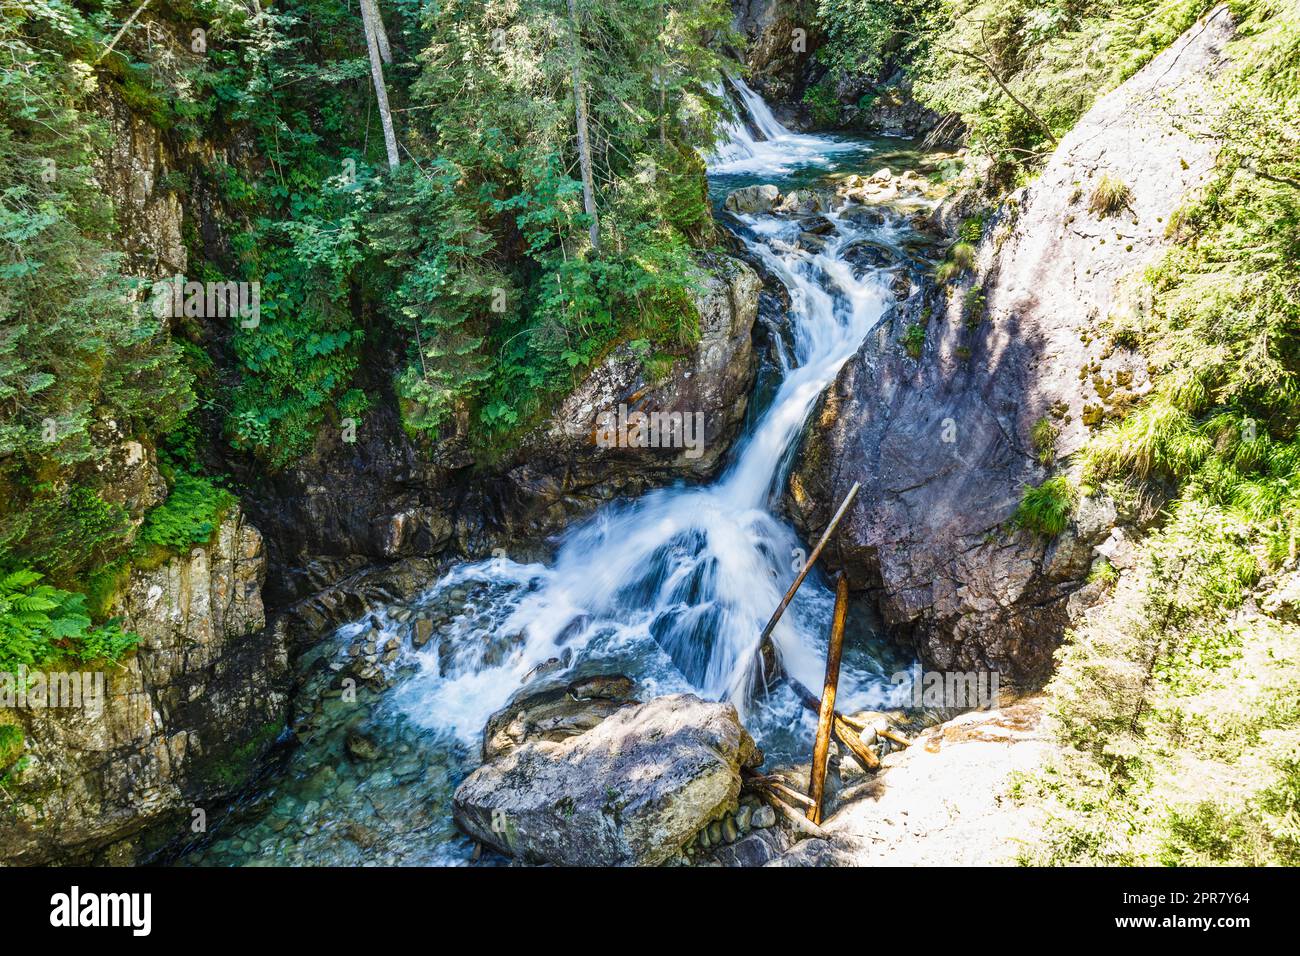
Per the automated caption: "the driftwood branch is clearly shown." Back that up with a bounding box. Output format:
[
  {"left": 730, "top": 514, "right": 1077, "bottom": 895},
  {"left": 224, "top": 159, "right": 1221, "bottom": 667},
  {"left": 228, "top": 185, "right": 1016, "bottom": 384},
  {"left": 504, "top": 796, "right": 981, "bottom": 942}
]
[
  {"left": 757, "top": 481, "right": 860, "bottom": 657},
  {"left": 96, "top": 0, "right": 152, "bottom": 63}
]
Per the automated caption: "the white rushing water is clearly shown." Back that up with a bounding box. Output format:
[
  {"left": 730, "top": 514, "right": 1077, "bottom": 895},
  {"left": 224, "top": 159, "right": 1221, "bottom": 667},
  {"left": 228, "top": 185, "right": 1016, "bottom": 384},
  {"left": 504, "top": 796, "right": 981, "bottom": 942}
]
[
  {"left": 393, "top": 81, "right": 912, "bottom": 746},
  {"left": 708, "top": 76, "right": 856, "bottom": 174}
]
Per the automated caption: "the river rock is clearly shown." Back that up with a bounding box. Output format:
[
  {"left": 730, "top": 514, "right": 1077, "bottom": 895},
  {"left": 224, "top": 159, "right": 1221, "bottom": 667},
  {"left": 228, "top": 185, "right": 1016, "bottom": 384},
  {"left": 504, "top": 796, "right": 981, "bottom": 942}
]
[
  {"left": 454, "top": 694, "right": 760, "bottom": 866},
  {"left": 724, "top": 184, "right": 782, "bottom": 214},
  {"left": 481, "top": 673, "right": 637, "bottom": 761}
]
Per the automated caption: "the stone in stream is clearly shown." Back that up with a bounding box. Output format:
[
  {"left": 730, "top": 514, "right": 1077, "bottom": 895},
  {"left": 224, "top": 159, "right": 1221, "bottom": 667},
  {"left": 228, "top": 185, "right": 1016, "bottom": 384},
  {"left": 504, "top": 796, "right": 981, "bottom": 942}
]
[
  {"left": 412, "top": 617, "right": 434, "bottom": 648},
  {"left": 723, "top": 184, "right": 782, "bottom": 214},
  {"left": 480, "top": 673, "right": 637, "bottom": 761},
  {"left": 454, "top": 693, "right": 761, "bottom": 866}
]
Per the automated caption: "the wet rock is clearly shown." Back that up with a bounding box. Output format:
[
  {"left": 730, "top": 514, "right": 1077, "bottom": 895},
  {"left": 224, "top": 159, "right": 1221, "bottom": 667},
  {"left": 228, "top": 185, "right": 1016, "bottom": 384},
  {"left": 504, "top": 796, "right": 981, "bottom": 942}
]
[
  {"left": 481, "top": 673, "right": 637, "bottom": 761},
  {"left": 724, "top": 184, "right": 782, "bottom": 214},
  {"left": 412, "top": 618, "right": 434, "bottom": 649},
  {"left": 841, "top": 239, "right": 899, "bottom": 274},
  {"left": 345, "top": 728, "right": 380, "bottom": 762},
  {"left": 800, "top": 215, "right": 837, "bottom": 236},
  {"left": 776, "top": 189, "right": 826, "bottom": 216},
  {"left": 796, "top": 232, "right": 830, "bottom": 254},
  {"left": 752, "top": 805, "right": 776, "bottom": 829},
  {"left": 455, "top": 694, "right": 760, "bottom": 866}
]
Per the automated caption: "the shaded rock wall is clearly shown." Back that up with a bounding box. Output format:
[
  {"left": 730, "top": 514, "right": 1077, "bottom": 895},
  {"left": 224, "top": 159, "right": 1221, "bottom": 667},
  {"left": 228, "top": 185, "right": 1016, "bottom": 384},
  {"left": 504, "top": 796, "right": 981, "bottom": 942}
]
[{"left": 786, "top": 8, "right": 1236, "bottom": 684}]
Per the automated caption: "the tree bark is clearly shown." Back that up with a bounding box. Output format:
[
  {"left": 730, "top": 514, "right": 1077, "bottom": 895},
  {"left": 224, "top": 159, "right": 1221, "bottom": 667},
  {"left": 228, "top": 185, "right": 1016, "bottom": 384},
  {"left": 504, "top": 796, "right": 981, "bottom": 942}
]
[
  {"left": 566, "top": 0, "right": 600, "bottom": 252},
  {"left": 360, "top": 0, "right": 399, "bottom": 170}
]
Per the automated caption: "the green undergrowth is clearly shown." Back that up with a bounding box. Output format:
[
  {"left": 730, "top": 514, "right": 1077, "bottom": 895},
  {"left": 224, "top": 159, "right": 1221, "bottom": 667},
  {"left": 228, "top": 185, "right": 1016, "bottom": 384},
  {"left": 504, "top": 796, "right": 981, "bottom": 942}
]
[{"left": 1014, "top": 0, "right": 1300, "bottom": 865}]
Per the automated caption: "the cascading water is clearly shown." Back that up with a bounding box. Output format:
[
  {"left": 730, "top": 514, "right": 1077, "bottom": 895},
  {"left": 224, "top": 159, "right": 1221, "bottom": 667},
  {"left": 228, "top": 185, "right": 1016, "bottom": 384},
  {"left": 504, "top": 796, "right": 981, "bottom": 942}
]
[
  {"left": 185, "top": 83, "right": 926, "bottom": 867},
  {"left": 392, "top": 85, "right": 915, "bottom": 746},
  {"left": 708, "top": 76, "right": 857, "bottom": 174}
]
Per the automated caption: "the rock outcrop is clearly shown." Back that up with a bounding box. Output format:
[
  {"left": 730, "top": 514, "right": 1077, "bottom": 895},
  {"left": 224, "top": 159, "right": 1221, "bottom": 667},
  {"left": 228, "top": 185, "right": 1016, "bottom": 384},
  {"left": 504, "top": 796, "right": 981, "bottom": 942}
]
[
  {"left": 0, "top": 509, "right": 288, "bottom": 864},
  {"left": 256, "top": 253, "right": 761, "bottom": 603},
  {"left": 454, "top": 692, "right": 760, "bottom": 866},
  {"left": 786, "top": 8, "right": 1236, "bottom": 683}
]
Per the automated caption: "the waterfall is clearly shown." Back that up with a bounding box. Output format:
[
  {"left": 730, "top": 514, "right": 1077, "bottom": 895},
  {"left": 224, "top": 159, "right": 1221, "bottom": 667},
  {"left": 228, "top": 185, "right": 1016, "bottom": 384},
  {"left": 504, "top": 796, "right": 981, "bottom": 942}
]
[
  {"left": 394, "top": 85, "right": 910, "bottom": 747},
  {"left": 706, "top": 74, "right": 856, "bottom": 174}
]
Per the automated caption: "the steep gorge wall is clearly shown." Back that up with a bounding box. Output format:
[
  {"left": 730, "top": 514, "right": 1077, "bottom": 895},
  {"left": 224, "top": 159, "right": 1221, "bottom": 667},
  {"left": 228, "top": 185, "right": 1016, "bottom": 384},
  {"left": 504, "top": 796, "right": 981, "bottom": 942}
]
[{"left": 786, "top": 7, "right": 1236, "bottom": 684}]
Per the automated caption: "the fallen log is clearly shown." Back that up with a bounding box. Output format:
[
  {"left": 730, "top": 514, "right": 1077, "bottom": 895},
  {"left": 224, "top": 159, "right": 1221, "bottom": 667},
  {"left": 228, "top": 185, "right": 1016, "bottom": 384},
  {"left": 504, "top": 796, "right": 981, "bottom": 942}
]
[
  {"left": 788, "top": 677, "right": 881, "bottom": 772},
  {"left": 754, "top": 786, "right": 831, "bottom": 839},
  {"left": 745, "top": 772, "right": 815, "bottom": 810},
  {"left": 807, "top": 573, "right": 848, "bottom": 824},
  {"left": 878, "top": 727, "right": 911, "bottom": 748}
]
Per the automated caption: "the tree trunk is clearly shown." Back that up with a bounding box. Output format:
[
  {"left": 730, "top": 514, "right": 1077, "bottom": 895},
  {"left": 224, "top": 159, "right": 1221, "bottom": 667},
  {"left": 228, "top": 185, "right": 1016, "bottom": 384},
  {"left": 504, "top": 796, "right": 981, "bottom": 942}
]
[
  {"left": 360, "top": 0, "right": 399, "bottom": 170},
  {"left": 566, "top": 0, "right": 600, "bottom": 253}
]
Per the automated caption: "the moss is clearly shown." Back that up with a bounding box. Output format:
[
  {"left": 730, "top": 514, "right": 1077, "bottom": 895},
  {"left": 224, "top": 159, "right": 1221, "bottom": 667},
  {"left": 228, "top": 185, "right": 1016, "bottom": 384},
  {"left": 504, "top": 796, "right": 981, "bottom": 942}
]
[
  {"left": 0, "top": 724, "right": 23, "bottom": 772},
  {"left": 1088, "top": 174, "right": 1134, "bottom": 218},
  {"left": 198, "top": 719, "right": 284, "bottom": 791}
]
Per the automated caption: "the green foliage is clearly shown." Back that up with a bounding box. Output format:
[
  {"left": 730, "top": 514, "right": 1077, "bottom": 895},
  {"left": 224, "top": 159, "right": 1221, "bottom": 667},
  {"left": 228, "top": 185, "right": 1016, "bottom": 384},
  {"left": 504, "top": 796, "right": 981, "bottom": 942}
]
[
  {"left": 134, "top": 472, "right": 235, "bottom": 558},
  {"left": 813, "top": 0, "right": 939, "bottom": 82},
  {"left": 815, "top": 0, "right": 1213, "bottom": 185},
  {"left": 368, "top": 0, "right": 729, "bottom": 440},
  {"left": 1014, "top": 475, "right": 1077, "bottom": 536},
  {"left": 803, "top": 79, "right": 844, "bottom": 127},
  {"left": 0, "top": 568, "right": 136, "bottom": 672},
  {"left": 901, "top": 322, "right": 927, "bottom": 359},
  {"left": 0, "top": 725, "right": 22, "bottom": 772},
  {"left": 0, "top": 3, "right": 195, "bottom": 584}
]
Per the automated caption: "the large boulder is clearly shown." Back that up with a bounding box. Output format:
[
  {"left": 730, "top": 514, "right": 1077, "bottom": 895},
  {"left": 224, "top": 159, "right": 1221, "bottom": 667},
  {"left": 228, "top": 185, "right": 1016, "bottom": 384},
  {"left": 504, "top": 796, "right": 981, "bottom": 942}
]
[
  {"left": 785, "top": 7, "right": 1236, "bottom": 684},
  {"left": 724, "top": 184, "right": 782, "bottom": 214},
  {"left": 454, "top": 693, "right": 761, "bottom": 866}
]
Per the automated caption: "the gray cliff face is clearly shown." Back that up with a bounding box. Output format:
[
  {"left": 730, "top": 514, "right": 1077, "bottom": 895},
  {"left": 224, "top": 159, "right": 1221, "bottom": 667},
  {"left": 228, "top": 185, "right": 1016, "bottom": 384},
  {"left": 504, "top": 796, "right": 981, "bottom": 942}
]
[
  {"left": 786, "top": 9, "right": 1236, "bottom": 684},
  {"left": 0, "top": 508, "right": 287, "bottom": 865}
]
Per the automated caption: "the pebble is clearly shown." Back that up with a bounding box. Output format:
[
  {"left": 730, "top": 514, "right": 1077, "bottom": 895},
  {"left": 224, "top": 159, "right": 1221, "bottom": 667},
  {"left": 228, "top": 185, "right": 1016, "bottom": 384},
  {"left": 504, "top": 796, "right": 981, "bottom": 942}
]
[
  {"left": 721, "top": 816, "right": 738, "bottom": 844},
  {"left": 752, "top": 805, "right": 776, "bottom": 829}
]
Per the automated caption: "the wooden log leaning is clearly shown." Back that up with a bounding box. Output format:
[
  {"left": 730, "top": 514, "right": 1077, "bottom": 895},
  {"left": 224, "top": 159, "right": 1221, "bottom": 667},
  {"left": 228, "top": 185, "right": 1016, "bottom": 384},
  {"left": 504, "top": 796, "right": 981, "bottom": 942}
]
[
  {"left": 755, "top": 482, "right": 860, "bottom": 655},
  {"left": 807, "top": 573, "right": 849, "bottom": 825},
  {"left": 787, "top": 676, "right": 881, "bottom": 772}
]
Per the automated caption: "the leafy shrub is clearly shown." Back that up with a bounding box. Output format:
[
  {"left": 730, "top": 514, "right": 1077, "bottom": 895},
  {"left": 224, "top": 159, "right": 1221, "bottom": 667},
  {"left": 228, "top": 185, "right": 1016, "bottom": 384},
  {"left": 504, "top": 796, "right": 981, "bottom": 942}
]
[
  {"left": 902, "top": 322, "right": 927, "bottom": 358},
  {"left": 0, "top": 568, "right": 136, "bottom": 671},
  {"left": 134, "top": 473, "right": 235, "bottom": 558},
  {"left": 1031, "top": 416, "right": 1059, "bottom": 464}
]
